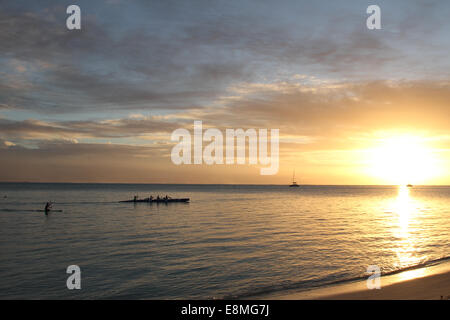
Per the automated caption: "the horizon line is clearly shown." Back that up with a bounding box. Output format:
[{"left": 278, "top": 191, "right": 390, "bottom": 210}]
[{"left": 0, "top": 181, "right": 448, "bottom": 187}]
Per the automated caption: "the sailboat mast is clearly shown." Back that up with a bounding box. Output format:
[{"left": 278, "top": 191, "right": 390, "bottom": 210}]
[{"left": 289, "top": 169, "right": 300, "bottom": 187}]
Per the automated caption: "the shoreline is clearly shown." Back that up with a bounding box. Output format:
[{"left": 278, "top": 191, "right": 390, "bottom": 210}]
[{"left": 249, "top": 261, "right": 450, "bottom": 300}]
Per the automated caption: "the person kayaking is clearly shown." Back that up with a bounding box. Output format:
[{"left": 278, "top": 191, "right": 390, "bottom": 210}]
[
  {"left": 149, "top": 195, "right": 153, "bottom": 201},
  {"left": 44, "top": 202, "right": 52, "bottom": 214},
  {"left": 133, "top": 195, "right": 137, "bottom": 202}
]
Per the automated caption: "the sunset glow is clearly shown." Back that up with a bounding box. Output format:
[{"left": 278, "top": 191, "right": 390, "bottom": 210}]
[
  {"left": 0, "top": 1, "right": 449, "bottom": 185},
  {"left": 1, "top": 0, "right": 450, "bottom": 303},
  {"left": 368, "top": 135, "right": 440, "bottom": 185}
]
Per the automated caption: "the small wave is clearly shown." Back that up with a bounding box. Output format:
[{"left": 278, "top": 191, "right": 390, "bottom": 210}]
[
  {"left": 0, "top": 200, "right": 117, "bottom": 207},
  {"left": 0, "top": 208, "right": 40, "bottom": 213},
  {"left": 0, "top": 208, "right": 63, "bottom": 213},
  {"left": 378, "top": 256, "right": 450, "bottom": 277},
  {"left": 227, "top": 255, "right": 450, "bottom": 300}
]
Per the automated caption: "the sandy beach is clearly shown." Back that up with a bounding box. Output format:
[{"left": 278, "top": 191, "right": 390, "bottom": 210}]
[
  {"left": 319, "top": 271, "right": 450, "bottom": 300},
  {"left": 252, "top": 263, "right": 450, "bottom": 300}
]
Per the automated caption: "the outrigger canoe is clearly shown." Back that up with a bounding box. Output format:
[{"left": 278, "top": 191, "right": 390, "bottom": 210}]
[{"left": 119, "top": 198, "right": 190, "bottom": 203}]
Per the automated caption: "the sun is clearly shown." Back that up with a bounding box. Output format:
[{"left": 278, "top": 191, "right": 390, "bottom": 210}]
[{"left": 368, "top": 135, "right": 438, "bottom": 185}]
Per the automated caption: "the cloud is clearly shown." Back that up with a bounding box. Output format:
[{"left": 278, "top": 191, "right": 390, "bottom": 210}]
[
  {"left": 1, "top": 1, "right": 450, "bottom": 183},
  {"left": 0, "top": 116, "right": 186, "bottom": 144},
  {"left": 2, "top": 140, "right": 16, "bottom": 147},
  {"left": 206, "top": 80, "right": 450, "bottom": 136},
  {"left": 0, "top": 140, "right": 275, "bottom": 183},
  {"left": 0, "top": 4, "right": 251, "bottom": 114},
  {"left": 3, "top": 1, "right": 449, "bottom": 115},
  {"left": 2, "top": 79, "right": 449, "bottom": 147}
]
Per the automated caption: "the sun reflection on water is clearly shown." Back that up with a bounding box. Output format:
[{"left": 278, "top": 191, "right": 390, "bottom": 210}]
[
  {"left": 391, "top": 186, "right": 424, "bottom": 269},
  {"left": 396, "top": 186, "right": 412, "bottom": 234}
]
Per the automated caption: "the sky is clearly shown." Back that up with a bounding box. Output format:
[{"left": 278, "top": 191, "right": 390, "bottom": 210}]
[{"left": 0, "top": 0, "right": 449, "bottom": 184}]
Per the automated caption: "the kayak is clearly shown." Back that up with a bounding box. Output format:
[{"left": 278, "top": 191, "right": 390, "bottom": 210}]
[
  {"left": 119, "top": 198, "right": 190, "bottom": 203},
  {"left": 36, "top": 209, "right": 63, "bottom": 212}
]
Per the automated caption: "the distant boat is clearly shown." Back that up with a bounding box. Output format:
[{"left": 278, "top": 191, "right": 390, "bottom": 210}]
[
  {"left": 289, "top": 170, "right": 300, "bottom": 187},
  {"left": 406, "top": 184, "right": 413, "bottom": 188}
]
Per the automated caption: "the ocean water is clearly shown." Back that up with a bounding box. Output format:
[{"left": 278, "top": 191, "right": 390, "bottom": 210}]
[{"left": 0, "top": 183, "right": 449, "bottom": 299}]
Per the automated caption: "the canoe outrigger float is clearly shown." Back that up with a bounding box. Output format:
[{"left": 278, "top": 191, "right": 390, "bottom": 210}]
[{"left": 119, "top": 198, "right": 190, "bottom": 203}]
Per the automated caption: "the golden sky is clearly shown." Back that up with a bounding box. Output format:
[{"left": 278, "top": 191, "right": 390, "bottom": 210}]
[{"left": 0, "top": 1, "right": 449, "bottom": 184}]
